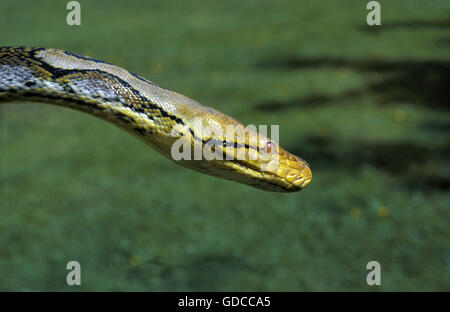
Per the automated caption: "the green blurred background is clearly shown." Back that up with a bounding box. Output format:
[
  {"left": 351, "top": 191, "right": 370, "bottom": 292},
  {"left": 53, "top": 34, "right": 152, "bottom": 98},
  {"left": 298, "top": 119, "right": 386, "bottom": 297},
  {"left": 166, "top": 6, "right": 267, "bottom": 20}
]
[{"left": 0, "top": 0, "right": 449, "bottom": 291}]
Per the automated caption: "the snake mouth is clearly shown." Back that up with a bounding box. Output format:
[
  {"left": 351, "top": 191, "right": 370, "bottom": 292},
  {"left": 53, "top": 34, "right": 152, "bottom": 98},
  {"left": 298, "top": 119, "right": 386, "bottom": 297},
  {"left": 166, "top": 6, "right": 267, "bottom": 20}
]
[
  {"left": 293, "top": 166, "right": 312, "bottom": 188},
  {"left": 229, "top": 159, "right": 312, "bottom": 192},
  {"left": 301, "top": 176, "right": 312, "bottom": 188}
]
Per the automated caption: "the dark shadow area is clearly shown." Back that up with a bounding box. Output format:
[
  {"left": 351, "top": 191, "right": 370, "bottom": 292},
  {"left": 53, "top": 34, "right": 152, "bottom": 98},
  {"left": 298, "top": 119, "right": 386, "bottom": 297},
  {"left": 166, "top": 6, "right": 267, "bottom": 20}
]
[
  {"left": 367, "top": 60, "right": 449, "bottom": 110},
  {"left": 418, "top": 120, "right": 450, "bottom": 133},
  {"left": 256, "top": 57, "right": 449, "bottom": 111},
  {"left": 288, "top": 134, "right": 450, "bottom": 191},
  {"left": 436, "top": 37, "right": 450, "bottom": 48},
  {"left": 292, "top": 135, "right": 433, "bottom": 173},
  {"left": 163, "top": 255, "right": 262, "bottom": 291},
  {"left": 359, "top": 19, "right": 450, "bottom": 31},
  {"left": 121, "top": 253, "right": 262, "bottom": 290},
  {"left": 255, "top": 89, "right": 365, "bottom": 112},
  {"left": 404, "top": 174, "right": 450, "bottom": 192}
]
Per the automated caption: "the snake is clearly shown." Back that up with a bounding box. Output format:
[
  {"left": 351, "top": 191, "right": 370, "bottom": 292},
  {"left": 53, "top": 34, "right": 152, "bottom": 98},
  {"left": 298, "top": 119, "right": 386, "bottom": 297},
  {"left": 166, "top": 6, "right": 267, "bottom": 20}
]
[{"left": 0, "top": 46, "right": 311, "bottom": 192}]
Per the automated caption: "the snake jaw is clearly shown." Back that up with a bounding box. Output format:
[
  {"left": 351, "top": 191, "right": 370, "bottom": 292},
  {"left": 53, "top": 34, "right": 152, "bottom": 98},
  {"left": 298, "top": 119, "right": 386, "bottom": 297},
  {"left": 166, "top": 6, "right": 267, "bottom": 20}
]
[
  {"left": 262, "top": 147, "right": 312, "bottom": 192},
  {"left": 280, "top": 152, "right": 312, "bottom": 190},
  {"left": 290, "top": 166, "right": 312, "bottom": 189},
  {"left": 222, "top": 147, "right": 312, "bottom": 192}
]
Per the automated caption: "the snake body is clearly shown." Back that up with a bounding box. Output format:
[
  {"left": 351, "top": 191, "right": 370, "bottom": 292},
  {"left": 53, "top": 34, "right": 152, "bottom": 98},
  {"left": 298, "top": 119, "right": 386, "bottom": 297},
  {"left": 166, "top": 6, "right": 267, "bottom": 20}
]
[{"left": 0, "top": 46, "right": 311, "bottom": 192}]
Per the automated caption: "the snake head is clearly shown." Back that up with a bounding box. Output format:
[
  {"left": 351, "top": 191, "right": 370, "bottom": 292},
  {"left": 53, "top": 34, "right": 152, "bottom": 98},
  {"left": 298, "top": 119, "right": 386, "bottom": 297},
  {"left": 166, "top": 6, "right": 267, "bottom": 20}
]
[
  {"left": 169, "top": 119, "right": 313, "bottom": 192},
  {"left": 219, "top": 136, "right": 312, "bottom": 192},
  {"left": 166, "top": 106, "right": 312, "bottom": 192}
]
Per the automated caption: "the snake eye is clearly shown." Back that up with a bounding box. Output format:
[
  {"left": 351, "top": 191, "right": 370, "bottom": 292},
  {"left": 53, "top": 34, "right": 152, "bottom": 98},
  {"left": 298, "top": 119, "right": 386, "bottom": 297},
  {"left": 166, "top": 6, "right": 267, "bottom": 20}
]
[
  {"left": 223, "top": 141, "right": 227, "bottom": 147},
  {"left": 264, "top": 141, "right": 276, "bottom": 154}
]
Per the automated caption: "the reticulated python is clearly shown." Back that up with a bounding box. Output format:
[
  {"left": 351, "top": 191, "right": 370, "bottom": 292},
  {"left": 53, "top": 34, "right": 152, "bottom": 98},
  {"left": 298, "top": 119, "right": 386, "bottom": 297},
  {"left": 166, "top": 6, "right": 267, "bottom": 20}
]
[{"left": 0, "top": 47, "right": 311, "bottom": 192}]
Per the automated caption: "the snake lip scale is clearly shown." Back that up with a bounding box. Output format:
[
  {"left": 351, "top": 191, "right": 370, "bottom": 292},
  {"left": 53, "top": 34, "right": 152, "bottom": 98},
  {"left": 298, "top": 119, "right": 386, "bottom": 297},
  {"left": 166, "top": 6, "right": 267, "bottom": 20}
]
[{"left": 0, "top": 46, "right": 312, "bottom": 192}]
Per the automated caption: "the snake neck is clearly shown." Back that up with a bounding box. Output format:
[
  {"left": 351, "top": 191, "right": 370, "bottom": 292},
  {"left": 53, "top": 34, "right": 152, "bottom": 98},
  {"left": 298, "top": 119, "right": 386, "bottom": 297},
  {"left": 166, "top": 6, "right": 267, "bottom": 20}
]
[{"left": 0, "top": 46, "right": 192, "bottom": 151}]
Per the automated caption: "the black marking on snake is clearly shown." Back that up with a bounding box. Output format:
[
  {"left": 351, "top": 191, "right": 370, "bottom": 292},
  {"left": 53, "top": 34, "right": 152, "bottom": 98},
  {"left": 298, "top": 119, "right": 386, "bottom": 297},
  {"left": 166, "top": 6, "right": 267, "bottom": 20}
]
[
  {"left": 134, "top": 127, "right": 146, "bottom": 135},
  {"left": 128, "top": 70, "right": 167, "bottom": 90},
  {"left": 63, "top": 51, "right": 113, "bottom": 65},
  {"left": 17, "top": 91, "right": 150, "bottom": 130},
  {"left": 208, "top": 138, "right": 256, "bottom": 151},
  {"left": 0, "top": 46, "right": 33, "bottom": 55},
  {"left": 113, "top": 113, "right": 133, "bottom": 124},
  {"left": 187, "top": 128, "right": 258, "bottom": 152},
  {"left": 65, "top": 84, "right": 76, "bottom": 94},
  {"left": 28, "top": 49, "right": 185, "bottom": 125},
  {"left": 61, "top": 49, "right": 165, "bottom": 90}
]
